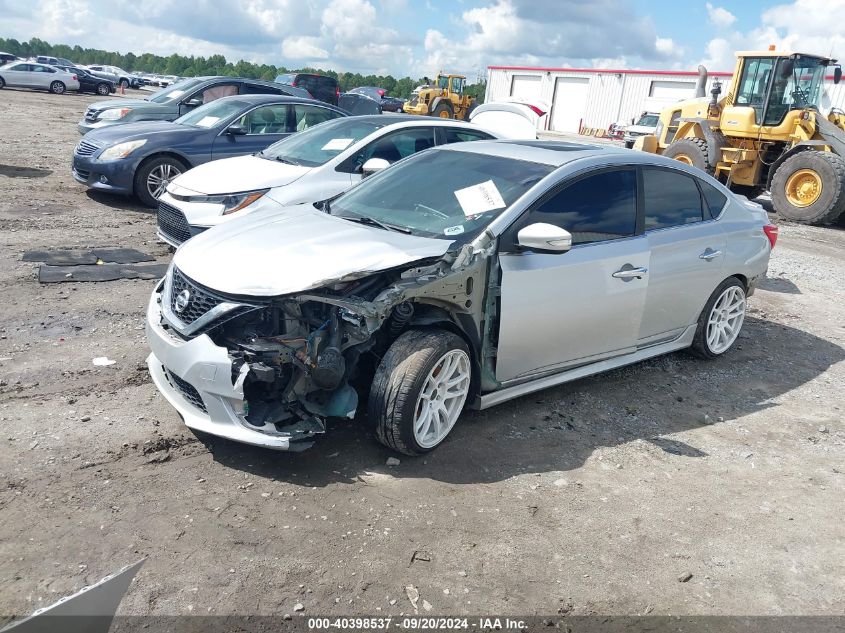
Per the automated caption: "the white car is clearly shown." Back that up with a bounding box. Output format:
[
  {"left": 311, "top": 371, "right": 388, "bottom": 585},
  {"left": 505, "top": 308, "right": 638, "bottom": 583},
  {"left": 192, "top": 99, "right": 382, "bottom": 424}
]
[
  {"left": 157, "top": 115, "right": 514, "bottom": 246},
  {"left": 0, "top": 61, "right": 79, "bottom": 94}
]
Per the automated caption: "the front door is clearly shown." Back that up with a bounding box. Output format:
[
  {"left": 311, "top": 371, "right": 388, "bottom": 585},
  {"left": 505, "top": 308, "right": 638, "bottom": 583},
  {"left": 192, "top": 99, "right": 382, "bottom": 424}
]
[
  {"left": 212, "top": 103, "right": 293, "bottom": 161},
  {"left": 496, "top": 167, "right": 649, "bottom": 383}
]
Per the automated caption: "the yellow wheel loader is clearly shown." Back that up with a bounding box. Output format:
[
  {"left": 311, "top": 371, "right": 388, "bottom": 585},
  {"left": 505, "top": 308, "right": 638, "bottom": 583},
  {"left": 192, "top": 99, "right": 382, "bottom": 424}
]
[
  {"left": 636, "top": 50, "right": 845, "bottom": 224},
  {"left": 403, "top": 73, "right": 477, "bottom": 120}
]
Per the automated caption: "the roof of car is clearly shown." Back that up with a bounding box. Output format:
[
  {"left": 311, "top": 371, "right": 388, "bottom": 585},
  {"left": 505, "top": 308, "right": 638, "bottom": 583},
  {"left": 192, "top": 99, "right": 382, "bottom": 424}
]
[
  {"left": 344, "top": 114, "right": 491, "bottom": 128},
  {"left": 213, "top": 94, "right": 344, "bottom": 106}
]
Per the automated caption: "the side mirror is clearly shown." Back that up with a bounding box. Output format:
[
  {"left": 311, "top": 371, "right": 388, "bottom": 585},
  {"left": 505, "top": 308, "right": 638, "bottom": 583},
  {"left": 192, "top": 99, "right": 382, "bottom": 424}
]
[
  {"left": 835, "top": 67, "right": 842, "bottom": 85},
  {"left": 517, "top": 223, "right": 572, "bottom": 253},
  {"left": 183, "top": 98, "right": 202, "bottom": 108},
  {"left": 779, "top": 59, "right": 795, "bottom": 78},
  {"left": 226, "top": 124, "right": 246, "bottom": 136},
  {"left": 361, "top": 157, "right": 390, "bottom": 177}
]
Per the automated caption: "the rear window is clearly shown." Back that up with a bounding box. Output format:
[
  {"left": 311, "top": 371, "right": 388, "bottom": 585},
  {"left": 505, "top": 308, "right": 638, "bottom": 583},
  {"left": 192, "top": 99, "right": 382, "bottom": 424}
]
[{"left": 699, "top": 179, "right": 728, "bottom": 218}]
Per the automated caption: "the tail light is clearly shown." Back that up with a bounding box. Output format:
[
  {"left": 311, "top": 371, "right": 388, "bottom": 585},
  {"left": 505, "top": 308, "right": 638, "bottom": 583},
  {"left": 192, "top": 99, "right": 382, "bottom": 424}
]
[
  {"left": 291, "top": 80, "right": 298, "bottom": 87},
  {"left": 336, "top": 86, "right": 341, "bottom": 98},
  {"left": 527, "top": 104, "right": 546, "bottom": 117},
  {"left": 763, "top": 223, "right": 778, "bottom": 248},
  {"left": 72, "top": 74, "right": 77, "bottom": 80},
  {"left": 378, "top": 89, "right": 385, "bottom": 97}
]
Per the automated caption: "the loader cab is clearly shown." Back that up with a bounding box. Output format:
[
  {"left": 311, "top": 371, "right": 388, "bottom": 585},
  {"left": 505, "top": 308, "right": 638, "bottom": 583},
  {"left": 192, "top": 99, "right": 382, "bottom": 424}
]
[{"left": 725, "top": 53, "right": 833, "bottom": 134}]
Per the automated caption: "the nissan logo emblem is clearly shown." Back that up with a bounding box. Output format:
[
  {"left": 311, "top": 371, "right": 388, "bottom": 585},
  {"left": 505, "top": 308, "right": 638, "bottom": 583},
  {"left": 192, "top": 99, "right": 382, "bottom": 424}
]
[{"left": 174, "top": 289, "right": 191, "bottom": 313}]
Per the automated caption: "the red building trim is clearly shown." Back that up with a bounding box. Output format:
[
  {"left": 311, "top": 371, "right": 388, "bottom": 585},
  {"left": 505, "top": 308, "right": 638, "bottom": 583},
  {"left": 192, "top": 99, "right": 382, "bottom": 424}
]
[{"left": 487, "top": 65, "right": 734, "bottom": 77}]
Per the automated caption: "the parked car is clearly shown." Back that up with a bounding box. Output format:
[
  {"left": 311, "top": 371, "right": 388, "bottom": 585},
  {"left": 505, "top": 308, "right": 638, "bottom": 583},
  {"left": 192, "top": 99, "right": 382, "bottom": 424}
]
[
  {"left": 78, "top": 76, "right": 311, "bottom": 135},
  {"left": 36, "top": 55, "right": 73, "bottom": 66},
  {"left": 0, "top": 52, "right": 19, "bottom": 65},
  {"left": 275, "top": 72, "right": 340, "bottom": 105},
  {"left": 145, "top": 140, "right": 776, "bottom": 453},
  {"left": 348, "top": 86, "right": 405, "bottom": 112},
  {"left": 56, "top": 65, "right": 115, "bottom": 96},
  {"left": 73, "top": 95, "right": 347, "bottom": 207},
  {"left": 157, "top": 115, "right": 501, "bottom": 246},
  {"left": 0, "top": 62, "right": 79, "bottom": 94},
  {"left": 624, "top": 111, "right": 660, "bottom": 148},
  {"left": 87, "top": 65, "right": 142, "bottom": 89}
]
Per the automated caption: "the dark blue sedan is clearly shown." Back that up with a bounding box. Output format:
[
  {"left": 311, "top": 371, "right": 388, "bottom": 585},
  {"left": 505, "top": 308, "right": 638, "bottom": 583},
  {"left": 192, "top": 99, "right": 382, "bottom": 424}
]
[{"left": 72, "top": 94, "right": 348, "bottom": 207}]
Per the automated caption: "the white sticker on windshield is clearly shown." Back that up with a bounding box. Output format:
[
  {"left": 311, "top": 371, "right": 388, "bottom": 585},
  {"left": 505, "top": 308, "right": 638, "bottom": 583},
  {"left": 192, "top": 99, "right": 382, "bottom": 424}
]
[
  {"left": 454, "top": 179, "right": 506, "bottom": 217},
  {"left": 196, "top": 115, "right": 220, "bottom": 128},
  {"left": 443, "top": 225, "right": 465, "bottom": 236},
  {"left": 321, "top": 138, "right": 354, "bottom": 151}
]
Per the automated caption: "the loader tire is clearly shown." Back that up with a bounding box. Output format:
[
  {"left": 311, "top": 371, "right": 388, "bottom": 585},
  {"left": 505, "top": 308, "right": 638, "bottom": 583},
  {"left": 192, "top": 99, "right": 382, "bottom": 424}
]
[
  {"left": 731, "top": 184, "right": 766, "bottom": 200},
  {"left": 431, "top": 101, "right": 454, "bottom": 119},
  {"left": 664, "top": 137, "right": 714, "bottom": 175},
  {"left": 770, "top": 151, "right": 845, "bottom": 225}
]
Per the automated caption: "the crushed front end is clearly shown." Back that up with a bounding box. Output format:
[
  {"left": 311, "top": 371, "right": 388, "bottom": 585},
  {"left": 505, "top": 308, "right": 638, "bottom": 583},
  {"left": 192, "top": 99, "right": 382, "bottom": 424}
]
[{"left": 146, "top": 266, "right": 392, "bottom": 450}]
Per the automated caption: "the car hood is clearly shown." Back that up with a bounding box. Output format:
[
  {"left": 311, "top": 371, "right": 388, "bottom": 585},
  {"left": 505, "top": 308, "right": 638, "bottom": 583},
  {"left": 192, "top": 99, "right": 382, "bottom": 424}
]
[
  {"left": 173, "top": 204, "right": 451, "bottom": 296},
  {"left": 627, "top": 124, "right": 656, "bottom": 134},
  {"left": 84, "top": 121, "right": 199, "bottom": 145},
  {"left": 169, "top": 155, "right": 311, "bottom": 195},
  {"left": 86, "top": 97, "right": 157, "bottom": 113}
]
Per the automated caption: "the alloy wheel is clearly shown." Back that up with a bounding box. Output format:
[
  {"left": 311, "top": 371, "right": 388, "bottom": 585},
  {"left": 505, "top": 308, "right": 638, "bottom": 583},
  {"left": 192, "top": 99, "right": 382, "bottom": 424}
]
[
  {"left": 146, "top": 163, "right": 182, "bottom": 200},
  {"left": 413, "top": 349, "right": 471, "bottom": 448},
  {"left": 706, "top": 285, "right": 746, "bottom": 354}
]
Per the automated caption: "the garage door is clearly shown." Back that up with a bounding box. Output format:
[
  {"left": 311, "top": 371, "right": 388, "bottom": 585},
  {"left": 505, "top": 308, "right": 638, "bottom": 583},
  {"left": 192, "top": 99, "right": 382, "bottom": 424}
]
[
  {"left": 550, "top": 77, "right": 589, "bottom": 133},
  {"left": 510, "top": 74, "right": 541, "bottom": 101},
  {"left": 649, "top": 80, "right": 695, "bottom": 100}
]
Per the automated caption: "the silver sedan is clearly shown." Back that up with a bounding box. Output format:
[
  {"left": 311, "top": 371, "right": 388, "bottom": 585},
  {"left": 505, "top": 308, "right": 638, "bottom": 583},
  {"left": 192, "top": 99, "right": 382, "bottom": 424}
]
[
  {"left": 0, "top": 61, "right": 79, "bottom": 94},
  {"left": 145, "top": 140, "right": 776, "bottom": 454}
]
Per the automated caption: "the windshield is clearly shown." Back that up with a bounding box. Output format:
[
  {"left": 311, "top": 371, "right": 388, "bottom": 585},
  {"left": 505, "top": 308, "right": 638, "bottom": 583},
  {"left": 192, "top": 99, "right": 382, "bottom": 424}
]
[
  {"left": 276, "top": 73, "right": 296, "bottom": 85},
  {"left": 174, "top": 98, "right": 248, "bottom": 128},
  {"left": 259, "top": 118, "right": 381, "bottom": 167},
  {"left": 148, "top": 78, "right": 204, "bottom": 103},
  {"left": 329, "top": 148, "right": 554, "bottom": 243},
  {"left": 780, "top": 56, "right": 826, "bottom": 108},
  {"left": 635, "top": 114, "right": 659, "bottom": 127}
]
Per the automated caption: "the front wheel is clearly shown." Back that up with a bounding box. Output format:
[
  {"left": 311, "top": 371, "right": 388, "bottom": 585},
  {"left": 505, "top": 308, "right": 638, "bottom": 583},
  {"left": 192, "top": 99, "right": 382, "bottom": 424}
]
[
  {"left": 96, "top": 82, "right": 110, "bottom": 96},
  {"left": 49, "top": 81, "right": 66, "bottom": 94},
  {"left": 690, "top": 278, "right": 746, "bottom": 359},
  {"left": 370, "top": 329, "right": 472, "bottom": 455},
  {"left": 134, "top": 156, "right": 187, "bottom": 208},
  {"left": 0, "top": 77, "right": 5, "bottom": 89},
  {"left": 120, "top": 78, "right": 129, "bottom": 90},
  {"left": 664, "top": 137, "right": 714, "bottom": 174}
]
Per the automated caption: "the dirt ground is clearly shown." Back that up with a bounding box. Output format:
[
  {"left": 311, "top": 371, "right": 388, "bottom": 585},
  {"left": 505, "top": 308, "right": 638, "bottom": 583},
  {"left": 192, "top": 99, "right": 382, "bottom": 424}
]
[{"left": 0, "top": 86, "right": 844, "bottom": 622}]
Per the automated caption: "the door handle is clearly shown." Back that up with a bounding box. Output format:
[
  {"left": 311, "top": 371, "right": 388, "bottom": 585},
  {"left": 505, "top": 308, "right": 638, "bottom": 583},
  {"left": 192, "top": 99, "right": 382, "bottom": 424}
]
[
  {"left": 612, "top": 266, "right": 648, "bottom": 279},
  {"left": 699, "top": 249, "right": 722, "bottom": 260}
]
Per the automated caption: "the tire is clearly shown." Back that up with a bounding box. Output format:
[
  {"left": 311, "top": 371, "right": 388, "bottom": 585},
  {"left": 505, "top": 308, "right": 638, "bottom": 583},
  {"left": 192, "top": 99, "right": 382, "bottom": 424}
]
[
  {"left": 465, "top": 102, "right": 477, "bottom": 120},
  {"left": 663, "top": 137, "right": 714, "bottom": 175},
  {"left": 49, "top": 81, "right": 66, "bottom": 95},
  {"left": 95, "top": 82, "right": 110, "bottom": 96},
  {"left": 770, "top": 151, "right": 845, "bottom": 224},
  {"left": 370, "top": 329, "right": 472, "bottom": 455},
  {"left": 690, "top": 277, "right": 746, "bottom": 359},
  {"left": 120, "top": 78, "right": 129, "bottom": 90},
  {"left": 0, "top": 77, "right": 5, "bottom": 89},
  {"left": 431, "top": 101, "right": 454, "bottom": 119},
  {"left": 133, "top": 156, "right": 187, "bottom": 208},
  {"left": 731, "top": 184, "right": 766, "bottom": 200},
  {"left": 624, "top": 140, "right": 634, "bottom": 149}
]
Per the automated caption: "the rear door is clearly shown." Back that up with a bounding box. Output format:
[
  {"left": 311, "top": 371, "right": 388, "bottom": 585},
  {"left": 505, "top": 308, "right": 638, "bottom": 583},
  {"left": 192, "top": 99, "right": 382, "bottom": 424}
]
[
  {"left": 638, "top": 167, "right": 727, "bottom": 345},
  {"left": 212, "top": 103, "right": 294, "bottom": 160},
  {"left": 31, "top": 64, "right": 54, "bottom": 89},
  {"left": 496, "top": 167, "right": 649, "bottom": 382}
]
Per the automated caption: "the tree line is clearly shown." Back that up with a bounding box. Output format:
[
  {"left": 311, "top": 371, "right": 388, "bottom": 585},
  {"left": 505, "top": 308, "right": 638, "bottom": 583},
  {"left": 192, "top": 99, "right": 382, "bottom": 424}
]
[{"left": 0, "top": 37, "right": 486, "bottom": 101}]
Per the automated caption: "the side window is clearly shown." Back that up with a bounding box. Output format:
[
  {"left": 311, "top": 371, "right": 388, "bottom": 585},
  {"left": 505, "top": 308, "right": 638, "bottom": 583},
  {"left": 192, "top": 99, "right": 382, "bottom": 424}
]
[
  {"left": 698, "top": 178, "right": 728, "bottom": 218},
  {"left": 531, "top": 169, "right": 637, "bottom": 245},
  {"left": 443, "top": 128, "right": 494, "bottom": 143},
  {"left": 363, "top": 128, "right": 435, "bottom": 163},
  {"left": 242, "top": 83, "right": 282, "bottom": 95},
  {"left": 293, "top": 104, "right": 341, "bottom": 132},
  {"left": 238, "top": 105, "right": 289, "bottom": 134},
  {"left": 10, "top": 64, "right": 29, "bottom": 72},
  {"left": 197, "top": 83, "right": 239, "bottom": 105},
  {"left": 643, "top": 168, "right": 704, "bottom": 230}
]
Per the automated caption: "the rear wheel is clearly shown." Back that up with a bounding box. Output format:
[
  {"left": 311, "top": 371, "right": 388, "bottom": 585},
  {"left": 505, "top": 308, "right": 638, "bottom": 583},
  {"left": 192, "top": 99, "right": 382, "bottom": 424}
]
[
  {"left": 691, "top": 277, "right": 747, "bottom": 359},
  {"left": 134, "top": 156, "right": 187, "bottom": 208},
  {"left": 465, "top": 102, "right": 477, "bottom": 120},
  {"left": 770, "top": 151, "right": 845, "bottom": 224},
  {"left": 120, "top": 78, "right": 129, "bottom": 90},
  {"left": 0, "top": 77, "right": 5, "bottom": 89},
  {"left": 49, "top": 81, "right": 66, "bottom": 95},
  {"left": 664, "top": 137, "right": 714, "bottom": 174},
  {"left": 96, "top": 82, "right": 110, "bottom": 96},
  {"left": 431, "top": 101, "right": 454, "bottom": 119},
  {"left": 370, "top": 329, "right": 472, "bottom": 455}
]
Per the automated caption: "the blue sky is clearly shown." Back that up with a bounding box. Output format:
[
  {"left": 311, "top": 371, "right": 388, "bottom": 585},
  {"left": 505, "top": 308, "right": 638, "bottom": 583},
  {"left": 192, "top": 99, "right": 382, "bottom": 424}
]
[{"left": 1, "top": 0, "right": 842, "bottom": 77}]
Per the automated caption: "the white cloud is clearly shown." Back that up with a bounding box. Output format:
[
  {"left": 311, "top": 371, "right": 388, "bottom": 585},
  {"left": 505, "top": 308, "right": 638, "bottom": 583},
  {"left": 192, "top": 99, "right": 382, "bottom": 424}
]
[
  {"left": 705, "top": 3, "right": 736, "bottom": 28},
  {"left": 282, "top": 36, "right": 329, "bottom": 60}
]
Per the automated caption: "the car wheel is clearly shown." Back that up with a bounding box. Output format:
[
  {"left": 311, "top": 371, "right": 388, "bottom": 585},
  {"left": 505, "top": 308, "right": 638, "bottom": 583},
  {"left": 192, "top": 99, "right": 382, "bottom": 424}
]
[
  {"left": 49, "top": 81, "right": 66, "bottom": 95},
  {"left": 431, "top": 101, "right": 454, "bottom": 119},
  {"left": 370, "top": 329, "right": 472, "bottom": 455},
  {"left": 134, "top": 156, "right": 187, "bottom": 208},
  {"left": 770, "top": 151, "right": 845, "bottom": 225},
  {"left": 624, "top": 140, "right": 634, "bottom": 149},
  {"left": 691, "top": 277, "right": 746, "bottom": 359},
  {"left": 96, "top": 82, "right": 110, "bottom": 96},
  {"left": 120, "top": 78, "right": 129, "bottom": 90},
  {"left": 0, "top": 77, "right": 5, "bottom": 89}
]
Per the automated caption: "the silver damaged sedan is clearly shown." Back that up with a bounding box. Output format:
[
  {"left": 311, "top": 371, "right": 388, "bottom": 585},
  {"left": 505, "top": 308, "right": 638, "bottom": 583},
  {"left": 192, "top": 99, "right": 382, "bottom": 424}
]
[{"left": 145, "top": 140, "right": 777, "bottom": 454}]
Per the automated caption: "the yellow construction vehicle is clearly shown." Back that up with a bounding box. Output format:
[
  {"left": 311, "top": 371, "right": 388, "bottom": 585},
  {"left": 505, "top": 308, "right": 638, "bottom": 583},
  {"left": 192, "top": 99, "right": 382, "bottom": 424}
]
[
  {"left": 403, "top": 73, "right": 476, "bottom": 120},
  {"left": 636, "top": 49, "right": 845, "bottom": 224}
]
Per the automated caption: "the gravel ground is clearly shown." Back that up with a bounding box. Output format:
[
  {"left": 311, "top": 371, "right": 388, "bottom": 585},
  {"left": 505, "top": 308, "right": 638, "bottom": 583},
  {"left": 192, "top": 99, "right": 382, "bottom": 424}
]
[{"left": 0, "top": 86, "right": 844, "bottom": 622}]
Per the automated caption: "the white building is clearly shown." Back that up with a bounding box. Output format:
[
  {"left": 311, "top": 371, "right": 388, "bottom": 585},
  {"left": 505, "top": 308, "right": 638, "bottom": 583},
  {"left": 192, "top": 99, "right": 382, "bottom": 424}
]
[{"left": 485, "top": 64, "right": 845, "bottom": 134}]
